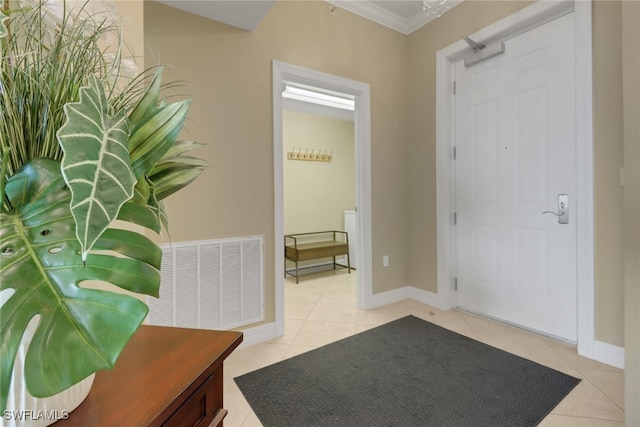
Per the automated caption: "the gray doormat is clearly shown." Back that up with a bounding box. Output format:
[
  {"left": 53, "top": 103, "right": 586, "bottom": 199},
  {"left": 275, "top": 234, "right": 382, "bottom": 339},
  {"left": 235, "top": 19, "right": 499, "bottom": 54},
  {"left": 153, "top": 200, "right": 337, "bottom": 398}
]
[{"left": 234, "top": 315, "right": 579, "bottom": 427}]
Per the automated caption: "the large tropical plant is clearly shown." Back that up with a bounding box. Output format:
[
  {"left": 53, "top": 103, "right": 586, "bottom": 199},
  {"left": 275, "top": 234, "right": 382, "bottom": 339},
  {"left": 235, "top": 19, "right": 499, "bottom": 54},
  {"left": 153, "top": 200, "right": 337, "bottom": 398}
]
[{"left": 0, "top": 0, "right": 207, "bottom": 412}]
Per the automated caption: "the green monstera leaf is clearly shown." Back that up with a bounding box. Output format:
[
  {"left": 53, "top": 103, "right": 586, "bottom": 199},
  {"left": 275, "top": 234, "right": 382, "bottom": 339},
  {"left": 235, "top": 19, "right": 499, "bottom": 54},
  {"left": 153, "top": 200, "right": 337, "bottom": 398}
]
[
  {"left": 58, "top": 74, "right": 136, "bottom": 262},
  {"left": 0, "top": 159, "right": 161, "bottom": 412}
]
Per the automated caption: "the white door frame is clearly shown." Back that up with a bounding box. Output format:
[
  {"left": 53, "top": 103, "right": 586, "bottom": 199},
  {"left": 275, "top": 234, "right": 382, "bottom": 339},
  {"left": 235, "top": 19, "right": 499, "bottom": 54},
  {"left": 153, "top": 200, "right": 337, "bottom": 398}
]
[
  {"left": 272, "top": 60, "right": 373, "bottom": 337},
  {"left": 435, "top": 1, "right": 595, "bottom": 357}
]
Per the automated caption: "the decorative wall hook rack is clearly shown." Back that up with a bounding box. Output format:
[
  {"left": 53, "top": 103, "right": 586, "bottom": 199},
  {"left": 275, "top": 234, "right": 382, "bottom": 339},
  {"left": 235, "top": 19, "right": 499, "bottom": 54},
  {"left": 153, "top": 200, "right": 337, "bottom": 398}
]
[{"left": 287, "top": 147, "right": 333, "bottom": 162}]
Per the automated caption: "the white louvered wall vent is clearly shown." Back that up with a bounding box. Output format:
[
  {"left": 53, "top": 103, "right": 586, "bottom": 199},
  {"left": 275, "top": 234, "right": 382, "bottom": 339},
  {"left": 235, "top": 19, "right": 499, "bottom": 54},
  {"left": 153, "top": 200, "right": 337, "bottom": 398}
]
[{"left": 147, "top": 236, "right": 264, "bottom": 330}]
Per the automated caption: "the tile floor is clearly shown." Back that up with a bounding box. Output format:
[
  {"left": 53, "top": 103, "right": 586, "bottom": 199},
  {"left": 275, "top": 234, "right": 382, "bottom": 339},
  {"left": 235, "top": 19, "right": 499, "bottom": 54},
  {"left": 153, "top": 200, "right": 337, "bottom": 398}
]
[{"left": 223, "top": 270, "right": 625, "bottom": 427}]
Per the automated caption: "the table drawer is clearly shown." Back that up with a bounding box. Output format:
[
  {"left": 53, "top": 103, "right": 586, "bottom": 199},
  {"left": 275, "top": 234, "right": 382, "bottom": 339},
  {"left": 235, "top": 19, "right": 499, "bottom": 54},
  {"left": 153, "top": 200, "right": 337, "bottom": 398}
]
[{"left": 163, "top": 371, "right": 225, "bottom": 427}]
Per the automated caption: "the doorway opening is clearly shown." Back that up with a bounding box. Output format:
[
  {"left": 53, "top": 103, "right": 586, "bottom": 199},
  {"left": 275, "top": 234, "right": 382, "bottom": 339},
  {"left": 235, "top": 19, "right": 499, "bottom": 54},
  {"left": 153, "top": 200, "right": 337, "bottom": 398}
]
[{"left": 272, "top": 61, "right": 373, "bottom": 337}]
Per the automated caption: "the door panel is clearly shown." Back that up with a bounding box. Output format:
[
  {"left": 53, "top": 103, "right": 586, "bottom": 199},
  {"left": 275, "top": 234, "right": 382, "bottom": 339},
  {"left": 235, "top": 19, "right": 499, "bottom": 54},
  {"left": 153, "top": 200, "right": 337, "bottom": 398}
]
[{"left": 455, "top": 12, "right": 577, "bottom": 341}]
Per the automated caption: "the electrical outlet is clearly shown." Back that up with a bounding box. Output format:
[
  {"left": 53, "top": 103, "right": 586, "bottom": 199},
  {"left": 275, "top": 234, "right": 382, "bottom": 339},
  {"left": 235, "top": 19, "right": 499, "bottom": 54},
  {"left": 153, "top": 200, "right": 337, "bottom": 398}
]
[{"left": 383, "top": 255, "right": 389, "bottom": 267}]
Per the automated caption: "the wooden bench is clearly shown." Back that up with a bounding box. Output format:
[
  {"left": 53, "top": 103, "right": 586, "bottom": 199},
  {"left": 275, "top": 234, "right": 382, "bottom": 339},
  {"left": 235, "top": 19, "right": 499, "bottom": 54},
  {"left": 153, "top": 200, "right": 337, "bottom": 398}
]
[{"left": 284, "top": 231, "right": 351, "bottom": 283}]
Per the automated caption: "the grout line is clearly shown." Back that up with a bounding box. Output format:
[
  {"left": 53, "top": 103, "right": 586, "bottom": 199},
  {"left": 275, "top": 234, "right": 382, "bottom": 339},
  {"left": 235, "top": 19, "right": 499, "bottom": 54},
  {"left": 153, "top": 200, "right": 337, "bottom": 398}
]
[
  {"left": 578, "top": 371, "right": 626, "bottom": 413},
  {"left": 457, "top": 309, "right": 480, "bottom": 341}
]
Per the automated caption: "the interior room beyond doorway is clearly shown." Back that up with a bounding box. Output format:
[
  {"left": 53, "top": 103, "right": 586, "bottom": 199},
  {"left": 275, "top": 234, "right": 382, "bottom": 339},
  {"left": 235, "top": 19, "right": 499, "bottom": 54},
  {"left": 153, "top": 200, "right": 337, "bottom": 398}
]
[{"left": 282, "top": 91, "right": 356, "bottom": 285}]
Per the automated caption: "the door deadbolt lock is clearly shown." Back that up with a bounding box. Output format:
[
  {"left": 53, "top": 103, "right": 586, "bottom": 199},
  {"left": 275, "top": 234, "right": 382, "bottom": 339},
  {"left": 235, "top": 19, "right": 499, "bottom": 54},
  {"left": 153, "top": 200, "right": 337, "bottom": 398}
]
[{"left": 542, "top": 194, "right": 569, "bottom": 224}]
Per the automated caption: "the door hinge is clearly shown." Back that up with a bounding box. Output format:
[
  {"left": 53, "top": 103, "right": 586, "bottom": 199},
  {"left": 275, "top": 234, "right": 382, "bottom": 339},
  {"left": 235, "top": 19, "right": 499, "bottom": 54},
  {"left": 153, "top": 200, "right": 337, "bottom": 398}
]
[
  {"left": 453, "top": 212, "right": 457, "bottom": 225},
  {"left": 452, "top": 80, "right": 457, "bottom": 95},
  {"left": 453, "top": 277, "right": 458, "bottom": 291},
  {"left": 452, "top": 146, "right": 457, "bottom": 160}
]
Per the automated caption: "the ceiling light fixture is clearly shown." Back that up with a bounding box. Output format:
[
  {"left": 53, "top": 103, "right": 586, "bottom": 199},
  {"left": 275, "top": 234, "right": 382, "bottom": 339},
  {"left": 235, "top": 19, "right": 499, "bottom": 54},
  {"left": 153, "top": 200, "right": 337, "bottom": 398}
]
[
  {"left": 422, "top": 0, "right": 451, "bottom": 18},
  {"left": 282, "top": 84, "right": 355, "bottom": 111}
]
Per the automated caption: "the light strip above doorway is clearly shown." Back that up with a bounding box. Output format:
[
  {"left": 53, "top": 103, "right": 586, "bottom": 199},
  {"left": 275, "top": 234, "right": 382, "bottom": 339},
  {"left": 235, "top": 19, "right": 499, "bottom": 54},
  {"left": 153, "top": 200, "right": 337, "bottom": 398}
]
[{"left": 282, "top": 84, "right": 355, "bottom": 111}]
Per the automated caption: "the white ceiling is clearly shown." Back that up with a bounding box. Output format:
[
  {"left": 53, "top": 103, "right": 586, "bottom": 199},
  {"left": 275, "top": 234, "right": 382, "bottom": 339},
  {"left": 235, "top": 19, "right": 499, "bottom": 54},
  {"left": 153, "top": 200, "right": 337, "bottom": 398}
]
[
  {"left": 154, "top": 0, "right": 461, "bottom": 35},
  {"left": 152, "top": 0, "right": 277, "bottom": 32}
]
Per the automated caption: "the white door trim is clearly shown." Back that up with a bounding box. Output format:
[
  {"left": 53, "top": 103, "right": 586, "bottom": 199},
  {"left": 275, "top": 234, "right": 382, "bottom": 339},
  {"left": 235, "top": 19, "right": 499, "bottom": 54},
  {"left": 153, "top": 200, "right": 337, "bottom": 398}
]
[
  {"left": 435, "top": 0, "right": 595, "bottom": 357},
  {"left": 272, "top": 60, "right": 373, "bottom": 337}
]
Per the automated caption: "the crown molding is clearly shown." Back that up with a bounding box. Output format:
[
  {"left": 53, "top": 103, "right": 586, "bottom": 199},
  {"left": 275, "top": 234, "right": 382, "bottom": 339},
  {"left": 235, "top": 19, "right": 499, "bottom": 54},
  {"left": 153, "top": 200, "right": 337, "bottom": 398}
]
[{"left": 325, "top": 0, "right": 462, "bottom": 35}]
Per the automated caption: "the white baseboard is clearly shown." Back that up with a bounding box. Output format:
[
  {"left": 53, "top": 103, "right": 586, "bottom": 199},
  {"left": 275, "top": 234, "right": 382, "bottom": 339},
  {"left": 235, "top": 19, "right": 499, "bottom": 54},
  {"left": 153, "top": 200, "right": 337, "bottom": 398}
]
[
  {"left": 236, "top": 322, "right": 278, "bottom": 349},
  {"left": 367, "top": 286, "right": 444, "bottom": 310},
  {"left": 366, "top": 286, "right": 410, "bottom": 309},
  {"left": 594, "top": 340, "right": 625, "bottom": 369},
  {"left": 406, "top": 287, "right": 446, "bottom": 309}
]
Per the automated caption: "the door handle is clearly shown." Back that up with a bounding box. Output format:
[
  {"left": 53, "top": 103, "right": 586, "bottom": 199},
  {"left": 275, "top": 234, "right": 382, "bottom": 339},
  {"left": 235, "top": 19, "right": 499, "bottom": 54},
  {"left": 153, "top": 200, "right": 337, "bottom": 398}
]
[{"left": 542, "top": 194, "right": 569, "bottom": 224}]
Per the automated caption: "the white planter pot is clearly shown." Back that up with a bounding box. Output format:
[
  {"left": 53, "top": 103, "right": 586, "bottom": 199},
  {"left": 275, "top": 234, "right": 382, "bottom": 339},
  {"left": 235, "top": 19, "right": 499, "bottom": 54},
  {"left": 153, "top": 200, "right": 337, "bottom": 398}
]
[{"left": 2, "top": 331, "right": 94, "bottom": 427}]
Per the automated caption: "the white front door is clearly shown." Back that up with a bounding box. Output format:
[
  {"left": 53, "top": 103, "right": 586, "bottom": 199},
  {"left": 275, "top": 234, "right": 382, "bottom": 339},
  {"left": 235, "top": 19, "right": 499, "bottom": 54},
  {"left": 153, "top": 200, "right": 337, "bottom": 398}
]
[{"left": 454, "top": 12, "right": 577, "bottom": 342}]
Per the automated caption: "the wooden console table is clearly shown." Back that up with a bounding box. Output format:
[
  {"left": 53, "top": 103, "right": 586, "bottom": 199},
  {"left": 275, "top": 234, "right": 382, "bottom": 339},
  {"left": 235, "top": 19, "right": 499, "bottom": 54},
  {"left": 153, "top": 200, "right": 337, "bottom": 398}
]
[{"left": 54, "top": 325, "right": 243, "bottom": 427}]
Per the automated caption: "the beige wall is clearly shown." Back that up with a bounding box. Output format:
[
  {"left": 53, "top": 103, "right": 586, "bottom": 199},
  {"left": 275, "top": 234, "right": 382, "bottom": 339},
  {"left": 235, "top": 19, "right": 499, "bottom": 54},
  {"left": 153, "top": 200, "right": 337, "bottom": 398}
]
[
  {"left": 114, "top": 0, "right": 144, "bottom": 70},
  {"left": 622, "top": 0, "right": 640, "bottom": 422},
  {"left": 143, "top": 0, "right": 630, "bottom": 347},
  {"left": 405, "top": 1, "right": 534, "bottom": 292},
  {"left": 144, "top": 0, "right": 410, "bottom": 324},
  {"left": 283, "top": 111, "right": 355, "bottom": 235},
  {"left": 592, "top": 0, "right": 625, "bottom": 347}
]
